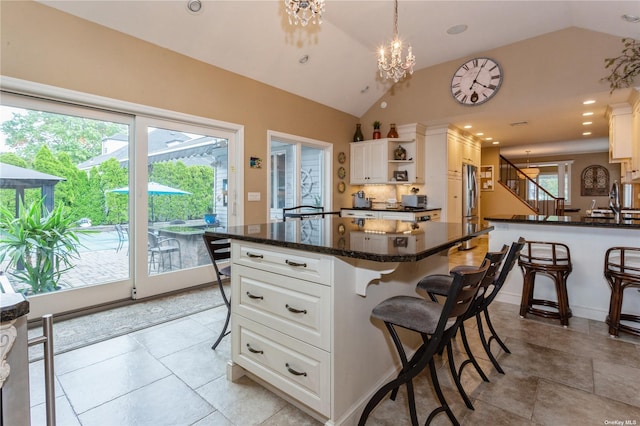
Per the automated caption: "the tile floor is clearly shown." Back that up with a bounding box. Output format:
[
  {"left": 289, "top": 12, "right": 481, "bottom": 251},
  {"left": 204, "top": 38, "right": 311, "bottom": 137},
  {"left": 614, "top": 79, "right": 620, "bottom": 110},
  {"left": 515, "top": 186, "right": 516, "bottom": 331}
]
[{"left": 28, "top": 238, "right": 640, "bottom": 425}]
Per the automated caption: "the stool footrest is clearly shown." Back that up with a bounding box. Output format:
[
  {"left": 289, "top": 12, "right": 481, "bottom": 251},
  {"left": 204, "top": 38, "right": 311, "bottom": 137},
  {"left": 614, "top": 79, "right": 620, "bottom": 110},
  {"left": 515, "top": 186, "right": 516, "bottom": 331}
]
[{"left": 607, "top": 313, "right": 640, "bottom": 337}]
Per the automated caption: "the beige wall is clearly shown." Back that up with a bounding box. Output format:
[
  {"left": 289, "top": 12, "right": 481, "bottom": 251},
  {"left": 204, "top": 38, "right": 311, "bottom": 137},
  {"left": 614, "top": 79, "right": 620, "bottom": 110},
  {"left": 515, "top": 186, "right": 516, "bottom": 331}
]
[
  {"left": 0, "top": 1, "right": 356, "bottom": 224},
  {"left": 479, "top": 148, "right": 621, "bottom": 225}
]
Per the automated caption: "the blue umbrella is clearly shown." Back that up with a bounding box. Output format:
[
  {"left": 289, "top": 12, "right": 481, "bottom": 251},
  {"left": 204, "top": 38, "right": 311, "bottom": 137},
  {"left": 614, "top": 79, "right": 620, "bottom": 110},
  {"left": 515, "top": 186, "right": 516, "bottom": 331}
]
[{"left": 110, "top": 182, "right": 191, "bottom": 221}]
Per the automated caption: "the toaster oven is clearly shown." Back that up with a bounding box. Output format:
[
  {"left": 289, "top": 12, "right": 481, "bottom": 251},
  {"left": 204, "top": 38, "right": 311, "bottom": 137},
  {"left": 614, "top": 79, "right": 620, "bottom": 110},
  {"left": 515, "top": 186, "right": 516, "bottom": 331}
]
[{"left": 401, "top": 194, "right": 427, "bottom": 208}]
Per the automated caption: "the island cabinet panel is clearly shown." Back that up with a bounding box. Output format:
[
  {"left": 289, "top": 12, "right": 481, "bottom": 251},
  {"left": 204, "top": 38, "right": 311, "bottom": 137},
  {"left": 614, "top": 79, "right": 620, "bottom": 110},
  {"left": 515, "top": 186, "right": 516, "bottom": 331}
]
[
  {"left": 234, "top": 315, "right": 331, "bottom": 415},
  {"left": 234, "top": 241, "right": 332, "bottom": 285},
  {"left": 234, "top": 264, "right": 331, "bottom": 350}
]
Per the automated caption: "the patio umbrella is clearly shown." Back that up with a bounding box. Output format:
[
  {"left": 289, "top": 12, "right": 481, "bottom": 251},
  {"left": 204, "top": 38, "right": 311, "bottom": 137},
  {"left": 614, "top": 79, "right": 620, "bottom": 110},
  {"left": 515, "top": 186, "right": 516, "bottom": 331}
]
[{"left": 110, "top": 182, "right": 191, "bottom": 221}]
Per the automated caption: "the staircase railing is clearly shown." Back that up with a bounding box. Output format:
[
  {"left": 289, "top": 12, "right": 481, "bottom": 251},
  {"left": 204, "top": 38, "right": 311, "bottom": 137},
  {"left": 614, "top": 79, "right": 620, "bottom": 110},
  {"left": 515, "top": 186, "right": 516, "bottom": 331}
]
[{"left": 499, "top": 155, "right": 565, "bottom": 216}]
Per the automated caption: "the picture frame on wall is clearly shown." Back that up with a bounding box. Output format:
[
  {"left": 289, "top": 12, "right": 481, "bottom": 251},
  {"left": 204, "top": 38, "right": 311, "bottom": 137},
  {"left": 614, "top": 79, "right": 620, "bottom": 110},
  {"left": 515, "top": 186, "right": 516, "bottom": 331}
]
[
  {"left": 393, "top": 170, "right": 408, "bottom": 182},
  {"left": 480, "top": 165, "right": 494, "bottom": 191}
]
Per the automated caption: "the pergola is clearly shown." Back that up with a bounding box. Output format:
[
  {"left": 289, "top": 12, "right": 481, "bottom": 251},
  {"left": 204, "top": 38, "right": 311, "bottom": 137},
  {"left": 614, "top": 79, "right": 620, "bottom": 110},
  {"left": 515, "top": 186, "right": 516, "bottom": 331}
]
[{"left": 0, "top": 163, "right": 65, "bottom": 215}]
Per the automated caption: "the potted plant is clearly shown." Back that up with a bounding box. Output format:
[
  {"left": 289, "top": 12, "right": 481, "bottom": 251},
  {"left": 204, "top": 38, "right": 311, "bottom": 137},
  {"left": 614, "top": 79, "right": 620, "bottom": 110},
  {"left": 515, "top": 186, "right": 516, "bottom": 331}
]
[
  {"left": 0, "top": 197, "right": 84, "bottom": 294},
  {"left": 603, "top": 38, "right": 640, "bottom": 92},
  {"left": 372, "top": 121, "right": 382, "bottom": 139}
]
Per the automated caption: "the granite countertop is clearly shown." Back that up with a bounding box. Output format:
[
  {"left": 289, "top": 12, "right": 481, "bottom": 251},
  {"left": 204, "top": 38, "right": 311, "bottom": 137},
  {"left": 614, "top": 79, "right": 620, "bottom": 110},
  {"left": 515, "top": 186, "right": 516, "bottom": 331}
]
[
  {"left": 485, "top": 214, "right": 640, "bottom": 229},
  {"left": 1, "top": 273, "right": 29, "bottom": 322},
  {"left": 205, "top": 217, "right": 491, "bottom": 262}
]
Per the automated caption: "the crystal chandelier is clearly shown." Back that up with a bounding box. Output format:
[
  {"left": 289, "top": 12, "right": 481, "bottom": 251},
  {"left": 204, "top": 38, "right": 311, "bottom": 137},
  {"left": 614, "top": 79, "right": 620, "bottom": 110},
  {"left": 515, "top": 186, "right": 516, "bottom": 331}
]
[
  {"left": 284, "top": 0, "right": 325, "bottom": 26},
  {"left": 378, "top": 0, "right": 415, "bottom": 83}
]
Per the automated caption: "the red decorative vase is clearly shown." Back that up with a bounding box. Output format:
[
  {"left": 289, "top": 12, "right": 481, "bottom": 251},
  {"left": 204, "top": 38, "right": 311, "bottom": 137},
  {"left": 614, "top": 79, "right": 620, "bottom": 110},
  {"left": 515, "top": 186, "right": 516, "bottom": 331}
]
[{"left": 373, "top": 130, "right": 381, "bottom": 139}]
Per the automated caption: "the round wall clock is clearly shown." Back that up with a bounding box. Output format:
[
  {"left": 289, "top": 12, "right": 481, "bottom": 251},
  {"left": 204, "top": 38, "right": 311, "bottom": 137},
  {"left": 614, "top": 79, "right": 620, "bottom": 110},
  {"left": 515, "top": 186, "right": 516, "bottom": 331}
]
[{"left": 451, "top": 57, "right": 503, "bottom": 106}]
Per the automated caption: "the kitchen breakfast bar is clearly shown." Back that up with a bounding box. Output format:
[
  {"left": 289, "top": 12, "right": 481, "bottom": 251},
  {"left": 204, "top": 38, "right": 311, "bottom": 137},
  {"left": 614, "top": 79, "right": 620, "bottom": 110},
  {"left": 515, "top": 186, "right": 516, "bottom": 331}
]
[
  {"left": 485, "top": 215, "right": 640, "bottom": 323},
  {"left": 204, "top": 217, "right": 490, "bottom": 426}
]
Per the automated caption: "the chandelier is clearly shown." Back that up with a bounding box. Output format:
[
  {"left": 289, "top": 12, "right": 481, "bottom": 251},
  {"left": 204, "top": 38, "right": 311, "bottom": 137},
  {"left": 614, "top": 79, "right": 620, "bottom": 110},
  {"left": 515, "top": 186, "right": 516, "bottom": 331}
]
[
  {"left": 378, "top": 0, "right": 415, "bottom": 83},
  {"left": 284, "top": 0, "right": 325, "bottom": 26},
  {"left": 520, "top": 151, "right": 540, "bottom": 179}
]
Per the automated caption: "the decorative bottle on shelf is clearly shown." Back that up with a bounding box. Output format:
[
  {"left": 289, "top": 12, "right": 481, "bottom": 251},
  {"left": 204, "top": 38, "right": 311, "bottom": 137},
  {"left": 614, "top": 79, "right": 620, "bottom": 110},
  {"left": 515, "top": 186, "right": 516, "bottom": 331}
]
[
  {"left": 353, "top": 124, "right": 364, "bottom": 142},
  {"left": 387, "top": 123, "right": 398, "bottom": 138},
  {"left": 372, "top": 121, "right": 382, "bottom": 139}
]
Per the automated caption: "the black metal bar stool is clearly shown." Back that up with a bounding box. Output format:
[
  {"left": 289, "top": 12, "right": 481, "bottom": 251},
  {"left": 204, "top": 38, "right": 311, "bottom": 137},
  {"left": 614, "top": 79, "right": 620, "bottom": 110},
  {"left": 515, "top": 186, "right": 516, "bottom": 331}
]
[
  {"left": 203, "top": 235, "right": 232, "bottom": 350},
  {"left": 416, "top": 237, "right": 525, "bottom": 410},
  {"left": 358, "top": 262, "right": 489, "bottom": 426},
  {"left": 518, "top": 241, "right": 573, "bottom": 327},
  {"left": 604, "top": 247, "right": 640, "bottom": 337}
]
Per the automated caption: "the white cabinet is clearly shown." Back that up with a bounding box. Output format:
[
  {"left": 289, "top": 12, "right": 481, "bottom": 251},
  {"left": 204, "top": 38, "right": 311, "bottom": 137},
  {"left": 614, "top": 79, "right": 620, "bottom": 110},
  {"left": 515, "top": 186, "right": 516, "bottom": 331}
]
[
  {"left": 350, "top": 126, "right": 425, "bottom": 184},
  {"left": 341, "top": 208, "right": 440, "bottom": 221},
  {"left": 607, "top": 103, "right": 633, "bottom": 163},
  {"left": 425, "top": 124, "right": 481, "bottom": 224},
  {"left": 350, "top": 140, "right": 387, "bottom": 184},
  {"left": 231, "top": 242, "right": 332, "bottom": 415},
  {"left": 630, "top": 93, "right": 640, "bottom": 182},
  {"left": 340, "top": 209, "right": 378, "bottom": 219}
]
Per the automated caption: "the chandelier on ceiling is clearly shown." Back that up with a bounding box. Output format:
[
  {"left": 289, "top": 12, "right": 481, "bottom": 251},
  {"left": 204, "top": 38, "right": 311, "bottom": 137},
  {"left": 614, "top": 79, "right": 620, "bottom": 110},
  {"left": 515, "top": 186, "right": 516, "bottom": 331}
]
[
  {"left": 378, "top": 0, "right": 415, "bottom": 83},
  {"left": 284, "top": 0, "right": 325, "bottom": 26},
  {"left": 520, "top": 151, "right": 540, "bottom": 179}
]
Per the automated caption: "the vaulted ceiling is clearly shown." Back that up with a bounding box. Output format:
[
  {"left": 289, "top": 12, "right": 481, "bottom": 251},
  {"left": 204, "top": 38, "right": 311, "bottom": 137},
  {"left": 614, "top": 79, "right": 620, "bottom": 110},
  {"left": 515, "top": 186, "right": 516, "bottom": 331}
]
[{"left": 39, "top": 1, "right": 640, "bottom": 155}]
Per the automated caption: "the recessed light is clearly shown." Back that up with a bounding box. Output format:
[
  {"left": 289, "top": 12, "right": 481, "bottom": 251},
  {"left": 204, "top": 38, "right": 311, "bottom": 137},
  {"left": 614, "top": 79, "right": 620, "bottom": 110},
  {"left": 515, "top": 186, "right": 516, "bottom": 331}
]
[
  {"left": 583, "top": 99, "right": 596, "bottom": 105},
  {"left": 186, "top": 0, "right": 202, "bottom": 14},
  {"left": 622, "top": 14, "right": 640, "bottom": 23},
  {"left": 447, "top": 24, "right": 468, "bottom": 35},
  {"left": 299, "top": 55, "right": 309, "bottom": 64},
  {"left": 582, "top": 131, "right": 592, "bottom": 136},
  {"left": 485, "top": 137, "right": 493, "bottom": 141},
  {"left": 380, "top": 101, "right": 388, "bottom": 109},
  {"left": 492, "top": 141, "right": 500, "bottom": 145},
  {"left": 582, "top": 112, "right": 594, "bottom": 117},
  {"left": 463, "top": 125, "right": 472, "bottom": 129},
  {"left": 582, "top": 121, "right": 592, "bottom": 125},
  {"left": 476, "top": 132, "right": 484, "bottom": 136}
]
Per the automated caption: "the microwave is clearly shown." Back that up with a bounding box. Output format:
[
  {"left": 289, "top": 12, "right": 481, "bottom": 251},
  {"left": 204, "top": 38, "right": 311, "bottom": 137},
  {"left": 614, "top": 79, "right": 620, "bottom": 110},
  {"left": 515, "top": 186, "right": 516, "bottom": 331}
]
[{"left": 401, "top": 194, "right": 427, "bottom": 208}]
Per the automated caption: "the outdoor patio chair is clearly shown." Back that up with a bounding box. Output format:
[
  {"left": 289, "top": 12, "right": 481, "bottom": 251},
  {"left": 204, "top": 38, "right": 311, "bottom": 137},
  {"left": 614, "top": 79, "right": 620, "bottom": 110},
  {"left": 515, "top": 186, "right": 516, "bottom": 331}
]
[
  {"left": 115, "top": 224, "right": 128, "bottom": 254},
  {"left": 148, "top": 232, "right": 182, "bottom": 273}
]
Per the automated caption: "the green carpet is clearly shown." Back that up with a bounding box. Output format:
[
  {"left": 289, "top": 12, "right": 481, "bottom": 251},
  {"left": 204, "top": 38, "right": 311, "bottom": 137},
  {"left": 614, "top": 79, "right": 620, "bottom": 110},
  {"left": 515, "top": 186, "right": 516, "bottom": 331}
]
[{"left": 28, "top": 285, "right": 223, "bottom": 362}]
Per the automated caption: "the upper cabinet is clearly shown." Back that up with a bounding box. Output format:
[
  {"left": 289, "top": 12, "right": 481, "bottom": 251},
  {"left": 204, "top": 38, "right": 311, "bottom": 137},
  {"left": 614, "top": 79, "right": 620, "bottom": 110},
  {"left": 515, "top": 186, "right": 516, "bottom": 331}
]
[
  {"left": 349, "top": 123, "right": 425, "bottom": 185},
  {"left": 606, "top": 103, "right": 633, "bottom": 163}
]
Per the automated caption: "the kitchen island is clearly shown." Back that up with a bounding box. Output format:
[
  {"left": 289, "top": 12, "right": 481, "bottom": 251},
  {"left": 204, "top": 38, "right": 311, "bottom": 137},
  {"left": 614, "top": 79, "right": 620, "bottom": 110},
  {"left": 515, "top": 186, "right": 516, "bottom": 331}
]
[
  {"left": 485, "top": 214, "right": 640, "bottom": 323},
  {"left": 204, "top": 217, "right": 490, "bottom": 426}
]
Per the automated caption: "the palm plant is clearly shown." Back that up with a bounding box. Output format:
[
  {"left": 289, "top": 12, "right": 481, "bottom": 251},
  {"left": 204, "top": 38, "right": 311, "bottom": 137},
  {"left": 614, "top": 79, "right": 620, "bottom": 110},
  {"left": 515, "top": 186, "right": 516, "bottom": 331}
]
[{"left": 0, "top": 197, "right": 84, "bottom": 294}]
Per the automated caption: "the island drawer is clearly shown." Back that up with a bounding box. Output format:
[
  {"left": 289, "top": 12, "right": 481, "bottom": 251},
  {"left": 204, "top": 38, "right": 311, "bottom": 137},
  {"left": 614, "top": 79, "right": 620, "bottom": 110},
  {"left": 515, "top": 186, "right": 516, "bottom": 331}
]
[
  {"left": 233, "top": 315, "right": 330, "bottom": 416},
  {"left": 233, "top": 241, "right": 332, "bottom": 285},
  {"left": 233, "top": 264, "right": 330, "bottom": 350}
]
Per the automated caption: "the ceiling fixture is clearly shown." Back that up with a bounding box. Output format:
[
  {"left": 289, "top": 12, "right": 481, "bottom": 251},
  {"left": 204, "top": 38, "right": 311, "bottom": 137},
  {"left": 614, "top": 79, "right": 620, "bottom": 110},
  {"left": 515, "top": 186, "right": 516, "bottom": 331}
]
[
  {"left": 299, "top": 55, "right": 309, "bottom": 64},
  {"left": 622, "top": 14, "right": 640, "bottom": 23},
  {"left": 284, "top": 0, "right": 324, "bottom": 26},
  {"left": 378, "top": 0, "right": 415, "bottom": 83},
  {"left": 520, "top": 150, "right": 540, "bottom": 179},
  {"left": 447, "top": 24, "right": 468, "bottom": 35},
  {"left": 186, "top": 0, "right": 202, "bottom": 14}
]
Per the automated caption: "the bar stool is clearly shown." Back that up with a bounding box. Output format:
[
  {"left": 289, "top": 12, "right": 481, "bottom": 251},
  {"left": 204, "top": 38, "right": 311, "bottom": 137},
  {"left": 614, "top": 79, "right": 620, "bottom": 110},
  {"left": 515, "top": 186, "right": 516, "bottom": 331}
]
[
  {"left": 416, "top": 237, "right": 525, "bottom": 410},
  {"left": 604, "top": 247, "right": 640, "bottom": 337},
  {"left": 518, "top": 241, "right": 573, "bottom": 327},
  {"left": 203, "top": 235, "right": 232, "bottom": 350},
  {"left": 358, "top": 262, "right": 489, "bottom": 426}
]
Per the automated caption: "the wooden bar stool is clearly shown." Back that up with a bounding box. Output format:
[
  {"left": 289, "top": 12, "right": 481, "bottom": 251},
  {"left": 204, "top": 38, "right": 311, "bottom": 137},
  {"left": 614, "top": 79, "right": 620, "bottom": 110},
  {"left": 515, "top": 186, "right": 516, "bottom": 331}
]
[
  {"left": 518, "top": 241, "right": 573, "bottom": 327},
  {"left": 604, "top": 247, "right": 640, "bottom": 337}
]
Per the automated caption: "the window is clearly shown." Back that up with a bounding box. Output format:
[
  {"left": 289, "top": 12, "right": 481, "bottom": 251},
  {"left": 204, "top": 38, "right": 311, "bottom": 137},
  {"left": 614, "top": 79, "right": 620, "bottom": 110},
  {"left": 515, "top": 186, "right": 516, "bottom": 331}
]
[
  {"left": 268, "top": 131, "right": 332, "bottom": 221},
  {"left": 1, "top": 79, "right": 243, "bottom": 314},
  {"left": 522, "top": 161, "right": 572, "bottom": 204}
]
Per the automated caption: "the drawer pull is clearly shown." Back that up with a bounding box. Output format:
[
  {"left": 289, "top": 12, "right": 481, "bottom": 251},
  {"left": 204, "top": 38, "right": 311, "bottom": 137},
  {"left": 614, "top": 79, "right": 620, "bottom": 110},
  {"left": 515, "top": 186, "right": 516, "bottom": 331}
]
[
  {"left": 246, "top": 291, "right": 264, "bottom": 300},
  {"left": 246, "top": 252, "right": 264, "bottom": 259},
  {"left": 285, "top": 304, "right": 307, "bottom": 315},
  {"left": 285, "top": 259, "right": 307, "bottom": 268},
  {"left": 285, "top": 363, "right": 307, "bottom": 377},
  {"left": 246, "top": 344, "right": 263, "bottom": 354}
]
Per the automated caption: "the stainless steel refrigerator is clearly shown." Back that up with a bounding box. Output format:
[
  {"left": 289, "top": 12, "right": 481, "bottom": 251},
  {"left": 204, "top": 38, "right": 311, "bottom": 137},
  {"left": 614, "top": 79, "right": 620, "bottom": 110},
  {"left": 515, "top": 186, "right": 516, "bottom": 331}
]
[{"left": 461, "top": 163, "right": 479, "bottom": 250}]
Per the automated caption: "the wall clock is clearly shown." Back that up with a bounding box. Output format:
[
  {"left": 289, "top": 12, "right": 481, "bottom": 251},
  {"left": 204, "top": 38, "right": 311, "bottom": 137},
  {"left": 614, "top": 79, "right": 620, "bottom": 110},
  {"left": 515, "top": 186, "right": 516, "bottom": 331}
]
[{"left": 451, "top": 57, "right": 503, "bottom": 106}]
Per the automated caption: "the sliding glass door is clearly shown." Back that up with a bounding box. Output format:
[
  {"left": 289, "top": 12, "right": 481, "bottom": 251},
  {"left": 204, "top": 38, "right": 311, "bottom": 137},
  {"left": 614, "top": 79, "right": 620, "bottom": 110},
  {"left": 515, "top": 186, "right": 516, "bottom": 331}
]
[{"left": 1, "top": 88, "right": 242, "bottom": 315}]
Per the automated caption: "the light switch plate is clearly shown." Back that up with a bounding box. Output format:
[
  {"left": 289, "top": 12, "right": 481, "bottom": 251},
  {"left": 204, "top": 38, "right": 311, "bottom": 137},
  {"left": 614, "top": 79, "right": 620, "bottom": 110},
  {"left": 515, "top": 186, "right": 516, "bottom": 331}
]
[{"left": 248, "top": 192, "right": 261, "bottom": 201}]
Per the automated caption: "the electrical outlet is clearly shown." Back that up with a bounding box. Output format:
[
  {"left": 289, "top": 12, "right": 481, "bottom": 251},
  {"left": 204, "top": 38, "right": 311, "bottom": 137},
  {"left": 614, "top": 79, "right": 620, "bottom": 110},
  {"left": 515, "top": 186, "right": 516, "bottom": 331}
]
[{"left": 248, "top": 192, "right": 261, "bottom": 201}]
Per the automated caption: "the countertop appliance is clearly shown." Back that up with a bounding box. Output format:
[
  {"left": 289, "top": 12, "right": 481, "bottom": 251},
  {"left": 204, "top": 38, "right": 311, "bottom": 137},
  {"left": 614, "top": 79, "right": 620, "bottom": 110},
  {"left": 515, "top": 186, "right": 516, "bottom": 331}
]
[
  {"left": 461, "top": 163, "right": 479, "bottom": 250},
  {"left": 352, "top": 191, "right": 372, "bottom": 209},
  {"left": 401, "top": 194, "right": 427, "bottom": 209}
]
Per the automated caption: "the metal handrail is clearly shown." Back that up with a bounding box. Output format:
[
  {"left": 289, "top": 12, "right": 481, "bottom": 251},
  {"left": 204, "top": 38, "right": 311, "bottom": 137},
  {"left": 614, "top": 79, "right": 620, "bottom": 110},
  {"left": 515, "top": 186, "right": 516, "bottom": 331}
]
[
  {"left": 28, "top": 314, "right": 56, "bottom": 426},
  {"left": 499, "top": 155, "right": 565, "bottom": 216}
]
